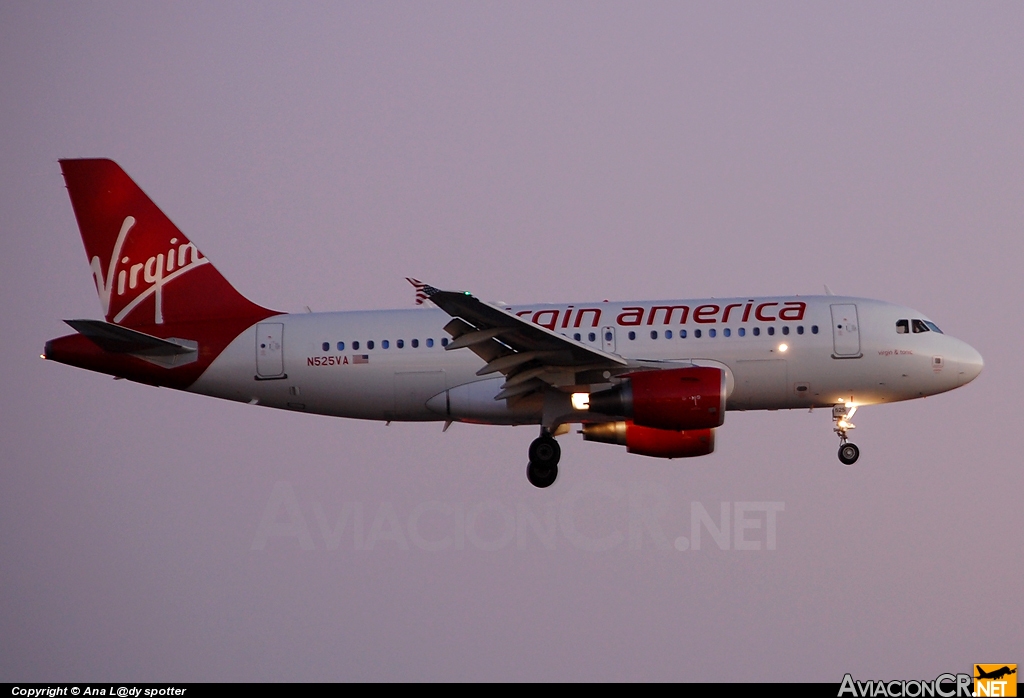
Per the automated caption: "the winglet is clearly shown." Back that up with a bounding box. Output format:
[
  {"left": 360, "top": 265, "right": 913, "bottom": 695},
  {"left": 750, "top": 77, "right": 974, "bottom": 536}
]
[
  {"left": 406, "top": 277, "right": 437, "bottom": 306},
  {"left": 824, "top": 284, "right": 835, "bottom": 296}
]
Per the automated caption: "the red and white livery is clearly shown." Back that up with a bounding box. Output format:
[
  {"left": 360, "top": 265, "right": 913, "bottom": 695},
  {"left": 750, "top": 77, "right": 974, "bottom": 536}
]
[{"left": 45, "top": 159, "right": 984, "bottom": 487}]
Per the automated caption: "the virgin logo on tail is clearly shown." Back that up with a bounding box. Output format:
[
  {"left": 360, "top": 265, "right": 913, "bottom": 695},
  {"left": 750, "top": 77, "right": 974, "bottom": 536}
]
[{"left": 90, "top": 215, "right": 209, "bottom": 325}]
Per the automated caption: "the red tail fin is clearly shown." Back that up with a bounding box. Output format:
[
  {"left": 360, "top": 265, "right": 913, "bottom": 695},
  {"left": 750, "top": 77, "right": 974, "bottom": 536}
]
[{"left": 60, "top": 158, "right": 272, "bottom": 327}]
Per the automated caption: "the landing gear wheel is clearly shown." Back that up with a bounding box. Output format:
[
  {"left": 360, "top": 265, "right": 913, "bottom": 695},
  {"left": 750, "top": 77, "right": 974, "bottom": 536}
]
[
  {"left": 838, "top": 442, "right": 860, "bottom": 466},
  {"left": 832, "top": 403, "right": 860, "bottom": 466},
  {"left": 528, "top": 435, "right": 561, "bottom": 467},
  {"left": 527, "top": 461, "right": 558, "bottom": 488}
]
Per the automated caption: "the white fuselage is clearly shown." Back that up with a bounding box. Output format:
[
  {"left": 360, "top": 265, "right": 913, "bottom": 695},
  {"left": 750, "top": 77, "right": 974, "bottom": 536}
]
[{"left": 188, "top": 295, "right": 983, "bottom": 426}]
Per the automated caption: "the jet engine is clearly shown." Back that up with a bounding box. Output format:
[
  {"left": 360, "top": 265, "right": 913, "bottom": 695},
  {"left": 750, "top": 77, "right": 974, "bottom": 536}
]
[
  {"left": 587, "top": 366, "right": 726, "bottom": 431},
  {"left": 581, "top": 421, "right": 715, "bottom": 458}
]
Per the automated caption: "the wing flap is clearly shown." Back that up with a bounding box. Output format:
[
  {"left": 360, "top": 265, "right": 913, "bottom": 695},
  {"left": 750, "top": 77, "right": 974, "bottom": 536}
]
[
  {"left": 443, "top": 318, "right": 510, "bottom": 364},
  {"left": 422, "top": 284, "right": 628, "bottom": 396}
]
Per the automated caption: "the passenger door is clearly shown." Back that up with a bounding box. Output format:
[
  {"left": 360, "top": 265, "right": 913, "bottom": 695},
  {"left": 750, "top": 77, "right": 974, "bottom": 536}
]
[{"left": 830, "top": 304, "right": 861, "bottom": 358}]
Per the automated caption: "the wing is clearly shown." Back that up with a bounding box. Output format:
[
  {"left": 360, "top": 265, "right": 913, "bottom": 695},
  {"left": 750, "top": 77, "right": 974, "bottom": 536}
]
[{"left": 423, "top": 284, "right": 629, "bottom": 399}]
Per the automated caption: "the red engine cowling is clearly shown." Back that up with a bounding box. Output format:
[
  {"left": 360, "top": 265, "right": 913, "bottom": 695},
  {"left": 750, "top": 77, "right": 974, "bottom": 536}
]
[
  {"left": 582, "top": 421, "right": 715, "bottom": 459},
  {"left": 588, "top": 366, "right": 726, "bottom": 431}
]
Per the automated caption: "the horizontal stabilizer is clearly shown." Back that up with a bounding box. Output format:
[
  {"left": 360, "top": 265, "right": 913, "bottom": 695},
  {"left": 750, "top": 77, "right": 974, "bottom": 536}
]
[{"left": 65, "top": 319, "right": 196, "bottom": 357}]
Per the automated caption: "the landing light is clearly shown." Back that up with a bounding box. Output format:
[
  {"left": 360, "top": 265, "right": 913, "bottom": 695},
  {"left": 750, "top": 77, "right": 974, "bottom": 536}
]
[
  {"left": 778, "top": 343, "right": 788, "bottom": 353},
  {"left": 571, "top": 393, "right": 590, "bottom": 411}
]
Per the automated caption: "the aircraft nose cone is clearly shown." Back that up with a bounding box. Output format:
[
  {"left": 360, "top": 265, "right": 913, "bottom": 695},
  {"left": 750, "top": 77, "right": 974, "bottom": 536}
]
[{"left": 957, "top": 344, "right": 984, "bottom": 386}]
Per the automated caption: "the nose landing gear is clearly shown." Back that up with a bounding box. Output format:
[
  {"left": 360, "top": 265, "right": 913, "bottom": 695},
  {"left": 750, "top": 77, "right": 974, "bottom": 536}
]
[
  {"left": 527, "top": 430, "right": 561, "bottom": 488},
  {"left": 833, "top": 403, "right": 860, "bottom": 465}
]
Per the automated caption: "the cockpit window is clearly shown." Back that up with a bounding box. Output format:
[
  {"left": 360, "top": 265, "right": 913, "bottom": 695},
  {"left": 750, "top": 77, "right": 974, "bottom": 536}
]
[
  {"left": 896, "top": 319, "right": 909, "bottom": 334},
  {"left": 912, "top": 319, "right": 929, "bottom": 333},
  {"left": 923, "top": 321, "right": 943, "bottom": 334}
]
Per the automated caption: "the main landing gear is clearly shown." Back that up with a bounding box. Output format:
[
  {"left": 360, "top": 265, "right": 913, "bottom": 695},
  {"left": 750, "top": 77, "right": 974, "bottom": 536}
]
[
  {"left": 527, "top": 430, "right": 561, "bottom": 488},
  {"left": 833, "top": 403, "right": 860, "bottom": 466}
]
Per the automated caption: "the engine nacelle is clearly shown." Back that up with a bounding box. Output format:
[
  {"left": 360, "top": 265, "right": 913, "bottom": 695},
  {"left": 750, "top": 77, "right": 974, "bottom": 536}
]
[
  {"left": 587, "top": 366, "right": 726, "bottom": 431},
  {"left": 582, "top": 421, "right": 715, "bottom": 459}
]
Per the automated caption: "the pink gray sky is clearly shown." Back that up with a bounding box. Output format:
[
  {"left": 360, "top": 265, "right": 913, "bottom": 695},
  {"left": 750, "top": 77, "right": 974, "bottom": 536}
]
[{"left": 1, "top": 2, "right": 1020, "bottom": 681}]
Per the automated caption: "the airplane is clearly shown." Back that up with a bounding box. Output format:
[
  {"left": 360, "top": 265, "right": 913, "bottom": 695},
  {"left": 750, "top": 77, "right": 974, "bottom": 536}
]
[
  {"left": 43, "top": 159, "right": 984, "bottom": 488},
  {"left": 975, "top": 666, "right": 1017, "bottom": 681}
]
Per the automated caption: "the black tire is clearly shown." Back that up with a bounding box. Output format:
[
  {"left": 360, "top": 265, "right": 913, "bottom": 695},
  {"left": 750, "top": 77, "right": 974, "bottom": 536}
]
[
  {"left": 838, "top": 442, "right": 860, "bottom": 466},
  {"left": 528, "top": 436, "right": 561, "bottom": 467},
  {"left": 527, "top": 461, "right": 558, "bottom": 488}
]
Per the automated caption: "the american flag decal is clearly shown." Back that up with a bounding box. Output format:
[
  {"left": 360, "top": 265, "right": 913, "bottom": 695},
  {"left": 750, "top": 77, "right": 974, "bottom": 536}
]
[
  {"left": 353, "top": 354, "right": 369, "bottom": 364},
  {"left": 406, "top": 277, "right": 430, "bottom": 306}
]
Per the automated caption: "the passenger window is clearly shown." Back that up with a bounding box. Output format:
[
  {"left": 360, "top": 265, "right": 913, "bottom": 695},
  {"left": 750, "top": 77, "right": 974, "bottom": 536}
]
[
  {"left": 426, "top": 338, "right": 434, "bottom": 348},
  {"left": 650, "top": 331, "right": 658, "bottom": 340},
  {"left": 782, "top": 326, "right": 790, "bottom": 336},
  {"left": 322, "top": 342, "right": 329, "bottom": 352},
  {"left": 588, "top": 332, "right": 596, "bottom": 342},
  {"left": 382, "top": 340, "right": 390, "bottom": 349},
  {"left": 605, "top": 331, "right": 613, "bottom": 342},
  {"left": 337, "top": 341, "right": 345, "bottom": 351},
  {"left": 353, "top": 341, "right": 360, "bottom": 350},
  {"left": 912, "top": 319, "right": 929, "bottom": 334},
  {"left": 368, "top": 340, "right": 375, "bottom": 350},
  {"left": 709, "top": 329, "right": 716, "bottom": 338},
  {"left": 412, "top": 339, "right": 419, "bottom": 348},
  {"left": 573, "top": 333, "right": 581, "bottom": 341},
  {"left": 628, "top": 331, "right": 636, "bottom": 340},
  {"left": 896, "top": 319, "right": 909, "bottom": 334},
  {"left": 723, "top": 328, "right": 731, "bottom": 337},
  {"left": 811, "top": 325, "right": 819, "bottom": 334},
  {"left": 797, "top": 326, "right": 804, "bottom": 335},
  {"left": 767, "top": 327, "right": 775, "bottom": 336},
  {"left": 738, "top": 328, "right": 745, "bottom": 337},
  {"left": 753, "top": 327, "right": 760, "bottom": 336},
  {"left": 441, "top": 338, "right": 449, "bottom": 347},
  {"left": 694, "top": 329, "right": 702, "bottom": 338},
  {"left": 665, "top": 330, "right": 673, "bottom": 339},
  {"left": 397, "top": 340, "right": 404, "bottom": 348},
  {"left": 680, "top": 329, "right": 687, "bottom": 339}
]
